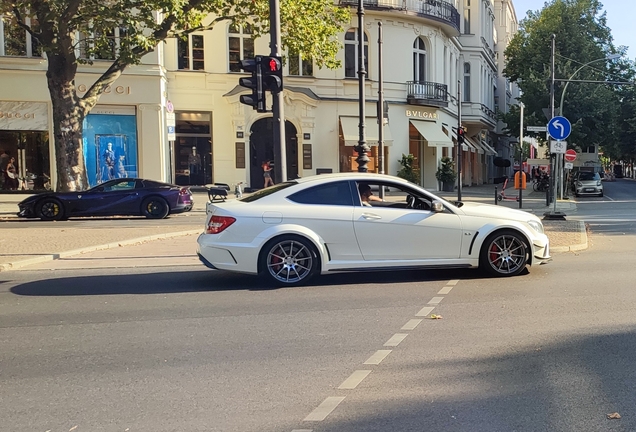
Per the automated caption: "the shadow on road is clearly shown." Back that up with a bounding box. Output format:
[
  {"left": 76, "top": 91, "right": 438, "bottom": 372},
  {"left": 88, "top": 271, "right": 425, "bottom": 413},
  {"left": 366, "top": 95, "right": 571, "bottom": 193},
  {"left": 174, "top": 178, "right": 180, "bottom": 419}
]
[{"left": 9, "top": 267, "right": 505, "bottom": 296}]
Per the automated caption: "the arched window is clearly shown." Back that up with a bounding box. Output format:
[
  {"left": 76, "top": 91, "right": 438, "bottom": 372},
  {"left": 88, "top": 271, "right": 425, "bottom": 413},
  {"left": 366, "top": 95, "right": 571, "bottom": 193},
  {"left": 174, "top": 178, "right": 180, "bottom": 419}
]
[
  {"left": 413, "top": 37, "right": 426, "bottom": 82},
  {"left": 228, "top": 24, "right": 254, "bottom": 72},
  {"left": 344, "top": 28, "right": 368, "bottom": 78},
  {"left": 463, "top": 62, "right": 471, "bottom": 102}
]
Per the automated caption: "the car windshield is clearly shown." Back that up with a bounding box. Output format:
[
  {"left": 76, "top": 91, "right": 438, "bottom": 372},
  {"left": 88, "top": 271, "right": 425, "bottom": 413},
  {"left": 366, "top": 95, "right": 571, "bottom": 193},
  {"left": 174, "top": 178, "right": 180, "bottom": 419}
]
[
  {"left": 578, "top": 172, "right": 599, "bottom": 181},
  {"left": 240, "top": 181, "right": 297, "bottom": 202}
]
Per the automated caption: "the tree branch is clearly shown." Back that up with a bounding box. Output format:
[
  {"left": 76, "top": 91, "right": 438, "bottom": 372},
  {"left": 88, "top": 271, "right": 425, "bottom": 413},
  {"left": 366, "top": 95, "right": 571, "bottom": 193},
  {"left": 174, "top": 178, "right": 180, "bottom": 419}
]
[
  {"left": 61, "top": 0, "right": 83, "bottom": 23},
  {"left": 12, "top": 7, "right": 42, "bottom": 40}
]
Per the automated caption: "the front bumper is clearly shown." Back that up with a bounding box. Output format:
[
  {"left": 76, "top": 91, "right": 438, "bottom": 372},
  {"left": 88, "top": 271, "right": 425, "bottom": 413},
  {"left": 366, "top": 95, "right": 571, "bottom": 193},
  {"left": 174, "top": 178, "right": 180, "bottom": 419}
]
[
  {"left": 17, "top": 204, "right": 36, "bottom": 218},
  {"left": 532, "top": 234, "right": 551, "bottom": 265},
  {"left": 575, "top": 185, "right": 603, "bottom": 195}
]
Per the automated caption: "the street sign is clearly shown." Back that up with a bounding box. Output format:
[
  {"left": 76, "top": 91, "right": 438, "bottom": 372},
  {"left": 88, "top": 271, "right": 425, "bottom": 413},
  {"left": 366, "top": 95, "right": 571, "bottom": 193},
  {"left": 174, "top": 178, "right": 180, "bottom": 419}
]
[
  {"left": 548, "top": 116, "right": 572, "bottom": 140},
  {"left": 167, "top": 125, "right": 176, "bottom": 141},
  {"left": 166, "top": 100, "right": 174, "bottom": 114},
  {"left": 550, "top": 140, "right": 566, "bottom": 154},
  {"left": 564, "top": 149, "right": 577, "bottom": 162},
  {"left": 564, "top": 162, "right": 574, "bottom": 170},
  {"left": 166, "top": 112, "right": 175, "bottom": 127},
  {"left": 526, "top": 125, "right": 547, "bottom": 132}
]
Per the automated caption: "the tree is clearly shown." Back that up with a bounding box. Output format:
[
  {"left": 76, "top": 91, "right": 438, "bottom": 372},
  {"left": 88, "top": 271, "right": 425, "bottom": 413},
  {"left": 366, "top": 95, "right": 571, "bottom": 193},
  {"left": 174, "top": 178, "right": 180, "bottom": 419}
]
[
  {"left": 0, "top": 0, "right": 349, "bottom": 191},
  {"left": 502, "top": 0, "right": 631, "bottom": 154}
]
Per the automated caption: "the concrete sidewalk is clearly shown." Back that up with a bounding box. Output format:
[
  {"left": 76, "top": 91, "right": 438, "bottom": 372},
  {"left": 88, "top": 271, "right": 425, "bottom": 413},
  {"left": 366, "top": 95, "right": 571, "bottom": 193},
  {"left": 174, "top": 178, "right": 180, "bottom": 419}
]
[{"left": 0, "top": 184, "right": 585, "bottom": 272}]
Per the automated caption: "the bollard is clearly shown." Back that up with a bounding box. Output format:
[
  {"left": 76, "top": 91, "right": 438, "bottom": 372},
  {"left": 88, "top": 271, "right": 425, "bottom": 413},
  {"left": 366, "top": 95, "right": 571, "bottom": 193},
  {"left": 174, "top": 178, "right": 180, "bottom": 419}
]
[
  {"left": 495, "top": 186, "right": 498, "bottom": 205},
  {"left": 545, "top": 184, "right": 549, "bottom": 206}
]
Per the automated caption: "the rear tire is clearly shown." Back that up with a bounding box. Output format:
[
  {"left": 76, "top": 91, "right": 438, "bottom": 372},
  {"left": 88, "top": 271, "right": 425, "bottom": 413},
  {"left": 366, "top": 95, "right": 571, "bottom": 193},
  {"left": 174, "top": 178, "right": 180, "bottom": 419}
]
[
  {"left": 141, "top": 197, "right": 169, "bottom": 219},
  {"left": 259, "top": 235, "right": 320, "bottom": 286},
  {"left": 480, "top": 230, "right": 529, "bottom": 277},
  {"left": 36, "top": 198, "right": 64, "bottom": 221}
]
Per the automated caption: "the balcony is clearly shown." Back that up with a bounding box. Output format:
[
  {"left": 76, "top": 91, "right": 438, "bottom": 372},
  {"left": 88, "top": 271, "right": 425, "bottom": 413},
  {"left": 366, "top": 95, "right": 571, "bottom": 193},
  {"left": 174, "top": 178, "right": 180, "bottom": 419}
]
[
  {"left": 339, "top": 0, "right": 460, "bottom": 36},
  {"left": 407, "top": 81, "right": 448, "bottom": 107}
]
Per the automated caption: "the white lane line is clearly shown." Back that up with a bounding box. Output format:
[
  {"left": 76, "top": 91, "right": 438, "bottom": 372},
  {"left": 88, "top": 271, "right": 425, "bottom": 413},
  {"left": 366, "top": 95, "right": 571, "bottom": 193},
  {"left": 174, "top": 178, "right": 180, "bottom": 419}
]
[
  {"left": 416, "top": 306, "right": 435, "bottom": 317},
  {"left": 401, "top": 319, "right": 423, "bottom": 331},
  {"left": 364, "top": 349, "right": 392, "bottom": 365},
  {"left": 384, "top": 333, "right": 408, "bottom": 347},
  {"left": 438, "top": 286, "right": 453, "bottom": 295},
  {"left": 304, "top": 397, "right": 346, "bottom": 421},
  {"left": 339, "top": 370, "right": 372, "bottom": 389},
  {"left": 447, "top": 279, "right": 460, "bottom": 286},
  {"left": 606, "top": 195, "right": 615, "bottom": 201},
  {"left": 428, "top": 297, "right": 444, "bottom": 304},
  {"left": 292, "top": 430, "right": 313, "bottom": 432}
]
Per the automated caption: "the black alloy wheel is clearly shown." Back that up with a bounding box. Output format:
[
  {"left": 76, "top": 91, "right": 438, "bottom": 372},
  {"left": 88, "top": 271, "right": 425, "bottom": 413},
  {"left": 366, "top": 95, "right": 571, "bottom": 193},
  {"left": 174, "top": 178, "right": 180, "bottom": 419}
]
[
  {"left": 480, "top": 230, "right": 529, "bottom": 277},
  {"left": 260, "top": 235, "right": 319, "bottom": 286},
  {"left": 141, "top": 197, "right": 169, "bottom": 219},
  {"left": 36, "top": 198, "right": 64, "bottom": 221}
]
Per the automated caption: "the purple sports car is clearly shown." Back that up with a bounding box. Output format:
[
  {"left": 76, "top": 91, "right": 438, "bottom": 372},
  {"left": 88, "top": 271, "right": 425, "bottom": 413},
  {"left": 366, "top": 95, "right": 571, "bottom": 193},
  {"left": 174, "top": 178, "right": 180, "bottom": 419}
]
[{"left": 17, "top": 178, "right": 193, "bottom": 221}]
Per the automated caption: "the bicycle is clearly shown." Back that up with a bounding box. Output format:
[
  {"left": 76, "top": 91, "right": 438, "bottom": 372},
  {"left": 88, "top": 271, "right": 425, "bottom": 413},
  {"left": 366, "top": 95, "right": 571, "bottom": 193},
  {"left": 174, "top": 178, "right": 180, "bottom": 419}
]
[{"left": 532, "top": 176, "right": 550, "bottom": 192}]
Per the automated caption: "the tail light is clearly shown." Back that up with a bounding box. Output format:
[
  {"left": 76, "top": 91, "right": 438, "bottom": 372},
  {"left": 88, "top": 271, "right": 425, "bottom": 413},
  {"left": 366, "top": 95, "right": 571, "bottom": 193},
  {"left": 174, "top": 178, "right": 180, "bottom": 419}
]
[
  {"left": 179, "top": 187, "right": 191, "bottom": 195},
  {"left": 206, "top": 215, "right": 236, "bottom": 234}
]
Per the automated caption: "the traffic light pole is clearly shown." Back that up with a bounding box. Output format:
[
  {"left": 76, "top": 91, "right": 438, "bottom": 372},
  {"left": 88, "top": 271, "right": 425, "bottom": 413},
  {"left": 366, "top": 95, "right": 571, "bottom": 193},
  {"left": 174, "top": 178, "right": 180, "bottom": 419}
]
[
  {"left": 269, "top": 0, "right": 287, "bottom": 183},
  {"left": 457, "top": 80, "right": 462, "bottom": 202}
]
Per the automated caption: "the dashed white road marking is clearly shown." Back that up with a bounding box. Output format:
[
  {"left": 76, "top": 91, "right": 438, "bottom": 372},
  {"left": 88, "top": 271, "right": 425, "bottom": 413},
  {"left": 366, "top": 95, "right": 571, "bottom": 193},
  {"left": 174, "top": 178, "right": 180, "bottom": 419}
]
[
  {"left": 401, "top": 319, "right": 423, "bottom": 331},
  {"left": 438, "top": 286, "right": 453, "bottom": 295},
  {"left": 304, "top": 397, "right": 346, "bottom": 421},
  {"left": 384, "top": 333, "right": 408, "bottom": 347},
  {"left": 364, "top": 350, "right": 392, "bottom": 365},
  {"left": 447, "top": 279, "right": 460, "bottom": 286},
  {"left": 428, "top": 297, "right": 444, "bottom": 304},
  {"left": 339, "top": 370, "right": 372, "bottom": 389},
  {"left": 416, "top": 306, "right": 435, "bottom": 317}
]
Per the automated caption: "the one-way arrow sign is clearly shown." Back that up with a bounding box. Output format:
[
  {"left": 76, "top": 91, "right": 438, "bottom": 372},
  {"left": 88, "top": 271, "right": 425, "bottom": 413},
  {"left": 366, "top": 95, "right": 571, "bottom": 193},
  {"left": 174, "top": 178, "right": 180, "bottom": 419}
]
[{"left": 548, "top": 116, "right": 572, "bottom": 140}]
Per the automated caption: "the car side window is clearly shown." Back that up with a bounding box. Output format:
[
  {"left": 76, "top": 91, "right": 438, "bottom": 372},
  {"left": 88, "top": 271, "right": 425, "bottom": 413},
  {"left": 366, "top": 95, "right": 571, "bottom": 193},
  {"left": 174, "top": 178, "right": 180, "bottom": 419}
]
[
  {"left": 356, "top": 181, "right": 434, "bottom": 211},
  {"left": 287, "top": 181, "right": 354, "bottom": 206},
  {"left": 103, "top": 180, "right": 136, "bottom": 192}
]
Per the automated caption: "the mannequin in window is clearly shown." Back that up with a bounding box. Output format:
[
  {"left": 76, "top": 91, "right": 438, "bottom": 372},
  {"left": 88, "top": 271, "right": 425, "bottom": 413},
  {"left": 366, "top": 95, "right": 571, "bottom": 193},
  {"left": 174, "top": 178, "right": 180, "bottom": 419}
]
[
  {"left": 188, "top": 146, "right": 202, "bottom": 183},
  {"left": 102, "top": 142, "right": 116, "bottom": 181}
]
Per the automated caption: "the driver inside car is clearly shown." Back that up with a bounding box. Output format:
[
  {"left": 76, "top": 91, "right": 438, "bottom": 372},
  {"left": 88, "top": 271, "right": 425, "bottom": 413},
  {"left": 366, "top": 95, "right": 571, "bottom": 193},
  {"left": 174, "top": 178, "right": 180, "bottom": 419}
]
[{"left": 358, "top": 183, "right": 383, "bottom": 206}]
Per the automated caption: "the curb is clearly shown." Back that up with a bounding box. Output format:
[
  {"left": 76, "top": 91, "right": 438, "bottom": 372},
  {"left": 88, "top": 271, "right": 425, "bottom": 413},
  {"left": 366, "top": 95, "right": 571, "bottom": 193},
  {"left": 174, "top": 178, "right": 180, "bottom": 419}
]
[
  {"left": 0, "top": 229, "right": 201, "bottom": 272},
  {"left": 549, "top": 221, "right": 588, "bottom": 253}
]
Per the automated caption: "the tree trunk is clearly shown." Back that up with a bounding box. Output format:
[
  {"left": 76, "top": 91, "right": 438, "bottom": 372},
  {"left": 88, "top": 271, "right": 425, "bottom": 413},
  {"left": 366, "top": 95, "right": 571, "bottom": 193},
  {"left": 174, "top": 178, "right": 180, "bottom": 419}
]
[{"left": 47, "top": 53, "right": 88, "bottom": 192}]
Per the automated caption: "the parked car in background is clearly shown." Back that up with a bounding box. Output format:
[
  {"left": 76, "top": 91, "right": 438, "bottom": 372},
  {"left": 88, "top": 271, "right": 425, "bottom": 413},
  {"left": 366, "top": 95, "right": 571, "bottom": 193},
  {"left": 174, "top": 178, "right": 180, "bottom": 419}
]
[
  {"left": 197, "top": 173, "right": 551, "bottom": 286},
  {"left": 574, "top": 171, "right": 603, "bottom": 197},
  {"left": 17, "top": 178, "right": 193, "bottom": 221}
]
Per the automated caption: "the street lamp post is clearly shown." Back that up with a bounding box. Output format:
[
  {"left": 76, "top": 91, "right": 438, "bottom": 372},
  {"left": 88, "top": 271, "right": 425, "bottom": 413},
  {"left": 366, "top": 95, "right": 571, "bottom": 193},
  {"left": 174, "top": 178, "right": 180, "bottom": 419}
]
[
  {"left": 557, "top": 54, "right": 620, "bottom": 198},
  {"left": 355, "top": 0, "right": 369, "bottom": 172}
]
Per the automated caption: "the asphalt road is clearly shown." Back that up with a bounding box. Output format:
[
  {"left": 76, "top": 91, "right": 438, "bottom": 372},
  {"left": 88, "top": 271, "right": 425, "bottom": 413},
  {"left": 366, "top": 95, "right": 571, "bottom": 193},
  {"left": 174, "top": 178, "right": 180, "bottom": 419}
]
[{"left": 3, "top": 183, "right": 636, "bottom": 432}]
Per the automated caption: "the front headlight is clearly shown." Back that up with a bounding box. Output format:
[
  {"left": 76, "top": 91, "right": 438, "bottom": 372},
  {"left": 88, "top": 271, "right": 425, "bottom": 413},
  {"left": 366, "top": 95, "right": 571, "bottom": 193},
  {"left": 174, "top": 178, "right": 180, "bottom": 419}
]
[
  {"left": 597, "top": 181, "right": 602, "bottom": 186},
  {"left": 576, "top": 181, "right": 582, "bottom": 187},
  {"left": 527, "top": 220, "right": 544, "bottom": 234}
]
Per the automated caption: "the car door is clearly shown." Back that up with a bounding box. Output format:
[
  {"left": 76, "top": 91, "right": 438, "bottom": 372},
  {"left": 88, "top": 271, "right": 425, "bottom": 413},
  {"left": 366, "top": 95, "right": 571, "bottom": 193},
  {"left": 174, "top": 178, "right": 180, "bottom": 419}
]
[
  {"left": 352, "top": 182, "right": 463, "bottom": 261},
  {"left": 285, "top": 180, "right": 362, "bottom": 262},
  {"left": 99, "top": 180, "right": 141, "bottom": 215}
]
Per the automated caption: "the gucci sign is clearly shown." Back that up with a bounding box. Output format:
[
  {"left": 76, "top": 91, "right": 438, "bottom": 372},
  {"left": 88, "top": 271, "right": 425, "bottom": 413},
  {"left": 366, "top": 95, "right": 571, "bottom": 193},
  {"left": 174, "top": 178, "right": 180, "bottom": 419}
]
[
  {"left": 77, "top": 84, "right": 132, "bottom": 95},
  {"left": 0, "top": 111, "right": 35, "bottom": 119}
]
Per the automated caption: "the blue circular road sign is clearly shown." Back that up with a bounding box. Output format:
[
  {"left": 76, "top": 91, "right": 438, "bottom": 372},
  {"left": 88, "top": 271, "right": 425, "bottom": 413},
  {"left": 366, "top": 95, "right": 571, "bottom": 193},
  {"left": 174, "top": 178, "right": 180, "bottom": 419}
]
[{"left": 547, "top": 116, "right": 572, "bottom": 140}]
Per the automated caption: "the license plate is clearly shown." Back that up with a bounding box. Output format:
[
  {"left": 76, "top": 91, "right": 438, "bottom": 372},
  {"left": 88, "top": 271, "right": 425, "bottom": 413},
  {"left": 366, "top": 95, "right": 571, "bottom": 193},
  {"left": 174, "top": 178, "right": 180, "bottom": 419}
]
[{"left": 584, "top": 188, "right": 594, "bottom": 192}]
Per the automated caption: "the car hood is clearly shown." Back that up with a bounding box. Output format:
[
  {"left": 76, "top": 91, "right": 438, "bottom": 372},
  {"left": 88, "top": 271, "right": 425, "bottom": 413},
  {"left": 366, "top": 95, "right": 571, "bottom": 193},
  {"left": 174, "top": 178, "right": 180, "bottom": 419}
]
[{"left": 456, "top": 201, "right": 540, "bottom": 223}]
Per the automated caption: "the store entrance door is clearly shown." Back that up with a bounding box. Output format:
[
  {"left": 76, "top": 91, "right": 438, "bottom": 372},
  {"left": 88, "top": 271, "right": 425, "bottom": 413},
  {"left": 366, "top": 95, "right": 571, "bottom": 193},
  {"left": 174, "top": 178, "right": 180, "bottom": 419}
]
[{"left": 249, "top": 119, "right": 298, "bottom": 189}]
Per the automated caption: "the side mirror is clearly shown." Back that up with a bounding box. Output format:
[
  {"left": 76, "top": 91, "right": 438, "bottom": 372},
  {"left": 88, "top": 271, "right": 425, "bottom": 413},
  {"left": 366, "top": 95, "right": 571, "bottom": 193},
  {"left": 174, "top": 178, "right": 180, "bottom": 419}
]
[{"left": 431, "top": 200, "right": 444, "bottom": 213}]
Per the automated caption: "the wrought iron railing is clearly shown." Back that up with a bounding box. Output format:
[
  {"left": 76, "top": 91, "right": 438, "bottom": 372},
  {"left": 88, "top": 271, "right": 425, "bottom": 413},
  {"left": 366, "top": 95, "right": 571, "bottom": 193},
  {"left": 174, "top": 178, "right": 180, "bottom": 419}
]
[
  {"left": 407, "top": 81, "right": 448, "bottom": 103},
  {"left": 339, "top": 0, "right": 460, "bottom": 32}
]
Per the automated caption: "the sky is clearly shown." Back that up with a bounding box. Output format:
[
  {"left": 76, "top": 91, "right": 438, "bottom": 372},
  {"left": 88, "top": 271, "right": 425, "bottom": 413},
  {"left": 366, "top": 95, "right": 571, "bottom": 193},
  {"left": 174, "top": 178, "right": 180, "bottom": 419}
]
[{"left": 512, "top": 0, "right": 635, "bottom": 59}]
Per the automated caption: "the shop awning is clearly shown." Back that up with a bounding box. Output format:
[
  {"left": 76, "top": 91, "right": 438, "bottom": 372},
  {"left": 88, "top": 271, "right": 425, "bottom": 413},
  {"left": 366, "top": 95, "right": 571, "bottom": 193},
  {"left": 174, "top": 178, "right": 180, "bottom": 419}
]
[
  {"left": 465, "top": 136, "right": 484, "bottom": 154},
  {"left": 340, "top": 117, "right": 393, "bottom": 146},
  {"left": 410, "top": 120, "right": 453, "bottom": 147},
  {"left": 449, "top": 130, "right": 476, "bottom": 152},
  {"left": 480, "top": 139, "right": 497, "bottom": 156}
]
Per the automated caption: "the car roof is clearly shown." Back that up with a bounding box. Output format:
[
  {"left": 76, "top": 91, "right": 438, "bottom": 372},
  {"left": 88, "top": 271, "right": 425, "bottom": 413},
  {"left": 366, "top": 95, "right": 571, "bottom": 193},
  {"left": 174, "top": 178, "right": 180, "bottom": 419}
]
[{"left": 295, "top": 173, "right": 413, "bottom": 186}]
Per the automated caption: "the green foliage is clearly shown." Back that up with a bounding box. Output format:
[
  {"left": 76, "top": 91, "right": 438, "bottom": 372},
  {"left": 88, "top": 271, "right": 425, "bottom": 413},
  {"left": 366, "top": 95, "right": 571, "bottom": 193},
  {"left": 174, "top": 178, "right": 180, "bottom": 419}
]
[
  {"left": 502, "top": 0, "right": 635, "bottom": 156},
  {"left": 396, "top": 154, "right": 420, "bottom": 185},
  {"left": 435, "top": 156, "right": 457, "bottom": 184}
]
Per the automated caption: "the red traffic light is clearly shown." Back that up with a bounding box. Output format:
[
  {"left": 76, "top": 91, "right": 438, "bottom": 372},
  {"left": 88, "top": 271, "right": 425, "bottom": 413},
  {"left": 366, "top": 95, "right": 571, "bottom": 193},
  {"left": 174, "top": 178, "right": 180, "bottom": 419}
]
[
  {"left": 458, "top": 127, "right": 465, "bottom": 136},
  {"left": 267, "top": 57, "right": 281, "bottom": 72}
]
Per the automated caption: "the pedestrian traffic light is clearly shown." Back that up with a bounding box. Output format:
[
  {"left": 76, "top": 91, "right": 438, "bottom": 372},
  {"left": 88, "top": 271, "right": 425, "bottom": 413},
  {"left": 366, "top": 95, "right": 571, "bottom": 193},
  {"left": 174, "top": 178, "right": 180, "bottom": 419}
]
[
  {"left": 457, "top": 127, "right": 465, "bottom": 145},
  {"left": 261, "top": 56, "right": 283, "bottom": 93},
  {"left": 238, "top": 55, "right": 266, "bottom": 112}
]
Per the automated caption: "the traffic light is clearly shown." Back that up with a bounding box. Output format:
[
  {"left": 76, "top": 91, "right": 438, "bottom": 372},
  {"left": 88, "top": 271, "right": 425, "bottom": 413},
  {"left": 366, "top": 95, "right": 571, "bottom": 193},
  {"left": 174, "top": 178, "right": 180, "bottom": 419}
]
[
  {"left": 261, "top": 56, "right": 283, "bottom": 93},
  {"left": 238, "top": 55, "right": 266, "bottom": 112},
  {"left": 457, "top": 127, "right": 465, "bottom": 145}
]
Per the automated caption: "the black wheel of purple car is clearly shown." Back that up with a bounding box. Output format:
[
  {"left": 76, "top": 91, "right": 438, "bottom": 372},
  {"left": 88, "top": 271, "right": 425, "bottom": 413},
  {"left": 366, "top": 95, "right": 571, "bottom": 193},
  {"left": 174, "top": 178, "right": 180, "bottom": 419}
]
[
  {"left": 36, "top": 198, "right": 64, "bottom": 221},
  {"left": 259, "top": 235, "right": 320, "bottom": 286},
  {"left": 141, "top": 197, "right": 169, "bottom": 219},
  {"left": 479, "top": 230, "right": 529, "bottom": 277}
]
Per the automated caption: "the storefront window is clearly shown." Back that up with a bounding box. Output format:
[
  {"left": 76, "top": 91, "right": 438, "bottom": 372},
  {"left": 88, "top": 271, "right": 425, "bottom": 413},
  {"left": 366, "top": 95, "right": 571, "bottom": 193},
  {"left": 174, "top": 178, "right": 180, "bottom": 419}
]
[
  {"left": 174, "top": 112, "right": 212, "bottom": 186},
  {"left": 0, "top": 131, "right": 50, "bottom": 191},
  {"left": 338, "top": 143, "right": 387, "bottom": 174}
]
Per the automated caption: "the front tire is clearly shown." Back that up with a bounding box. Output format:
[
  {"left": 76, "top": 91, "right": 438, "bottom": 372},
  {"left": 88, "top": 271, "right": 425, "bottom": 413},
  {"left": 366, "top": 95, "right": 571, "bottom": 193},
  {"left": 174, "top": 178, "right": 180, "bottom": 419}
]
[
  {"left": 259, "top": 235, "right": 320, "bottom": 286},
  {"left": 480, "top": 230, "right": 529, "bottom": 277},
  {"left": 36, "top": 198, "right": 64, "bottom": 221},
  {"left": 141, "top": 197, "right": 169, "bottom": 219}
]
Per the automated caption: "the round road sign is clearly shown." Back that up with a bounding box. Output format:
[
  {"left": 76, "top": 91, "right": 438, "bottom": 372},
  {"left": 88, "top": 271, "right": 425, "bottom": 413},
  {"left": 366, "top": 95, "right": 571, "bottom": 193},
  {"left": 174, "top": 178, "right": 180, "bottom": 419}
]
[{"left": 564, "top": 149, "right": 577, "bottom": 162}]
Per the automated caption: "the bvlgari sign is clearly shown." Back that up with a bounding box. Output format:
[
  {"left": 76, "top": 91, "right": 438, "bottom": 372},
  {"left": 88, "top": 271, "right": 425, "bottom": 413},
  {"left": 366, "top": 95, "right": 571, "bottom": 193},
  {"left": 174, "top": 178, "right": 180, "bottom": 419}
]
[
  {"left": 0, "top": 101, "right": 49, "bottom": 131},
  {"left": 405, "top": 109, "right": 438, "bottom": 120}
]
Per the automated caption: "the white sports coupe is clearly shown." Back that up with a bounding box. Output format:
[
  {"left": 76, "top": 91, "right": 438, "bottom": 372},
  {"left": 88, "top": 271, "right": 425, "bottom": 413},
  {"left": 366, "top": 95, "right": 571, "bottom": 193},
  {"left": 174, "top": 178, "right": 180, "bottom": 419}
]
[{"left": 197, "top": 173, "right": 551, "bottom": 285}]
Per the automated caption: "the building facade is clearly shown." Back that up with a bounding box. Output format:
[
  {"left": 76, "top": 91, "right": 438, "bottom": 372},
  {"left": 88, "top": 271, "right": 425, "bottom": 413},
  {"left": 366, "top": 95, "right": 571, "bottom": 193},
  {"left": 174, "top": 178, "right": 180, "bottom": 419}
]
[{"left": 0, "top": 0, "right": 521, "bottom": 193}]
